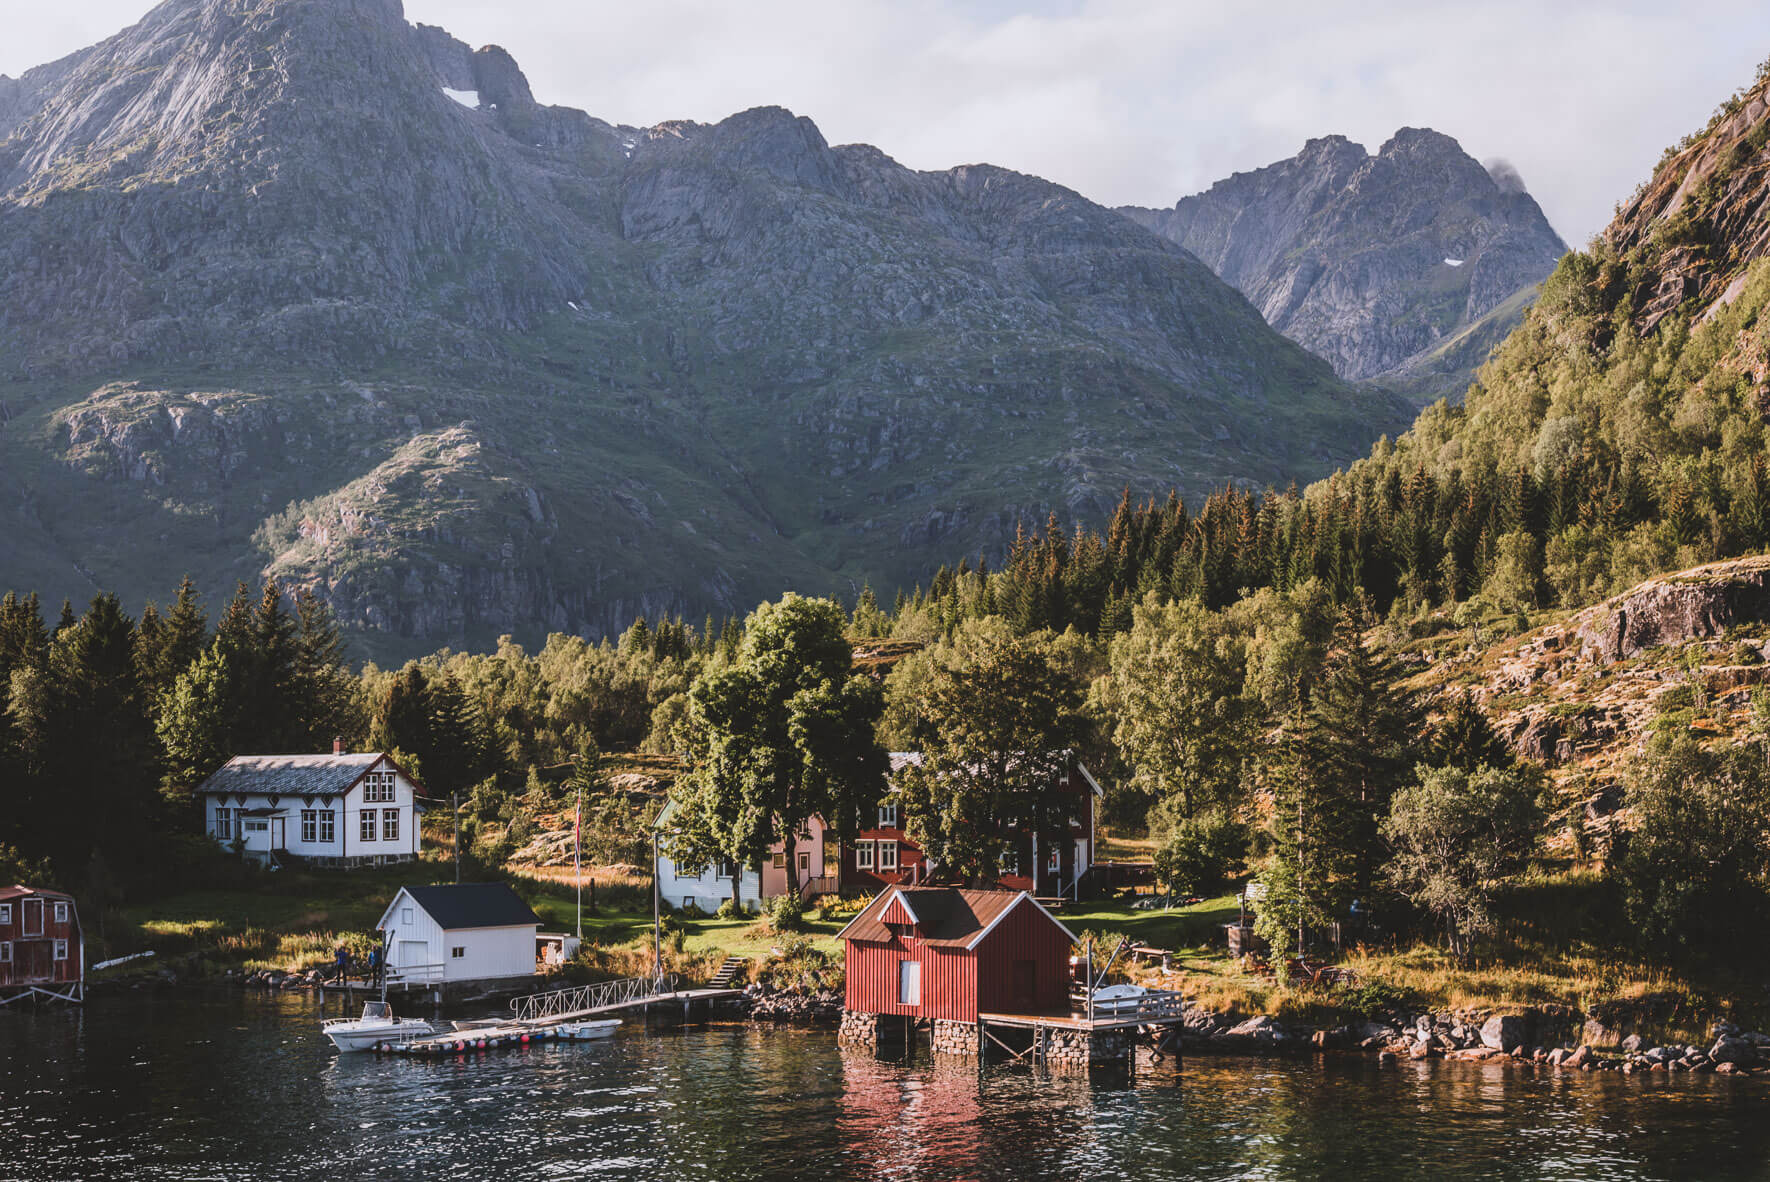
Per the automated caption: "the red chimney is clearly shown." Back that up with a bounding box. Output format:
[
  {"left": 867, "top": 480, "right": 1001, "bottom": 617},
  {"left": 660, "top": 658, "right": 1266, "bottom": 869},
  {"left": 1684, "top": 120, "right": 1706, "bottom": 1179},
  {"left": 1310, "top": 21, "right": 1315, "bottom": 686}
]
[{"left": 332, "top": 736, "right": 345, "bottom": 755}]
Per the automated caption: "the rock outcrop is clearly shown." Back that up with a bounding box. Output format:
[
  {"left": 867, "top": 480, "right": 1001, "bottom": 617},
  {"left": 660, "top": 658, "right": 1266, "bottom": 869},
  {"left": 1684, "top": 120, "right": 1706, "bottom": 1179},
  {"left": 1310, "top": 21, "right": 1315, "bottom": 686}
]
[
  {"left": 1573, "top": 557, "right": 1770, "bottom": 664},
  {"left": 1121, "top": 129, "right": 1568, "bottom": 399},
  {"left": 0, "top": 0, "right": 1412, "bottom": 655}
]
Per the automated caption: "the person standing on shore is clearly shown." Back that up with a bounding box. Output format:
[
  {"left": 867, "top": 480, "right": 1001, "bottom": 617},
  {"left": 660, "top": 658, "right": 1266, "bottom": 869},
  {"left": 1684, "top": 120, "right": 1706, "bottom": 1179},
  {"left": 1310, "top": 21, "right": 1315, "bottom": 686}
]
[{"left": 333, "top": 943, "right": 350, "bottom": 984}]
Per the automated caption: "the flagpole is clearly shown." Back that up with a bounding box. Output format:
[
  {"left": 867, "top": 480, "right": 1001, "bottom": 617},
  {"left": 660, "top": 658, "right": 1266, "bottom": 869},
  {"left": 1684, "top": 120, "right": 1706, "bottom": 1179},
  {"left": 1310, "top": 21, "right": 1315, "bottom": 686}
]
[{"left": 574, "top": 781, "right": 583, "bottom": 942}]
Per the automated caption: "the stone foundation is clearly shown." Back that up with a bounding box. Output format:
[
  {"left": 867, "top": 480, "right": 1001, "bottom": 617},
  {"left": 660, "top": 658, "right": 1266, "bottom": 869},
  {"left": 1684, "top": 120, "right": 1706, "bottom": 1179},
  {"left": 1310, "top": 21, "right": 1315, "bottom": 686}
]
[
  {"left": 839, "top": 1009, "right": 911, "bottom": 1049},
  {"left": 931, "top": 1019, "right": 975, "bottom": 1055}
]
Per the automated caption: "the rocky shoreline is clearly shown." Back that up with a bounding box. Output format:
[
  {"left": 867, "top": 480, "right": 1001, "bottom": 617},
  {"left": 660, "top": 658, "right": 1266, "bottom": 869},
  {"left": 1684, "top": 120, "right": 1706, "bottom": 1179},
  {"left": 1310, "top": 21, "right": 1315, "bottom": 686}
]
[{"left": 1181, "top": 1006, "right": 1770, "bottom": 1076}]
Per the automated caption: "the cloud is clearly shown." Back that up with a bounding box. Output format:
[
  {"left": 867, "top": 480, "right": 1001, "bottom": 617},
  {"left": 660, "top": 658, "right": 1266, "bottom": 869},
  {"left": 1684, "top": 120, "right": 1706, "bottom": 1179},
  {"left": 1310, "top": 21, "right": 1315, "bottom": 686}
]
[{"left": 4, "top": 0, "right": 1769, "bottom": 244}]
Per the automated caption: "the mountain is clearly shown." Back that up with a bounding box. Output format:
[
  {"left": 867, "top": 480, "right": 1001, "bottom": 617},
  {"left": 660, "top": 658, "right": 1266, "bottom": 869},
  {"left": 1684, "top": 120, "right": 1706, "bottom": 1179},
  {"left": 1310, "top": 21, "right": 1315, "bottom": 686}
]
[
  {"left": 0, "top": 0, "right": 1410, "bottom": 657},
  {"left": 1120, "top": 129, "right": 1569, "bottom": 401}
]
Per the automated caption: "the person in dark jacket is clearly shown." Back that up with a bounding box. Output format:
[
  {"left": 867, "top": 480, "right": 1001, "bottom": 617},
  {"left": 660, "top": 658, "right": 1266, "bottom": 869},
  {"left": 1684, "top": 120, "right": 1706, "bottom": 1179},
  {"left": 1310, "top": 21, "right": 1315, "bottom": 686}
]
[{"left": 333, "top": 943, "right": 350, "bottom": 983}]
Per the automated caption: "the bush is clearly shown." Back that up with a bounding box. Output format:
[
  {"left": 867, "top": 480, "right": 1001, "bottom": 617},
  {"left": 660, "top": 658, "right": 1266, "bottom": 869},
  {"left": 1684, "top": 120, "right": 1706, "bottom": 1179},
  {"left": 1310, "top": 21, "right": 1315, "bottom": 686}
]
[
  {"left": 765, "top": 892, "right": 806, "bottom": 933},
  {"left": 1153, "top": 810, "right": 1247, "bottom": 897},
  {"left": 715, "top": 899, "right": 743, "bottom": 920},
  {"left": 1334, "top": 978, "right": 1416, "bottom": 1021}
]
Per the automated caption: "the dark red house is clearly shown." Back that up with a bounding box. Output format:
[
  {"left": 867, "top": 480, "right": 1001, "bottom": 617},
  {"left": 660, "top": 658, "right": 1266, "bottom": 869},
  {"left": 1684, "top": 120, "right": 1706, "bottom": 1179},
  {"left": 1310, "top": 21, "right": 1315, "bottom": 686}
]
[
  {"left": 0, "top": 885, "right": 84, "bottom": 1005},
  {"left": 838, "top": 886, "right": 1076, "bottom": 1023}
]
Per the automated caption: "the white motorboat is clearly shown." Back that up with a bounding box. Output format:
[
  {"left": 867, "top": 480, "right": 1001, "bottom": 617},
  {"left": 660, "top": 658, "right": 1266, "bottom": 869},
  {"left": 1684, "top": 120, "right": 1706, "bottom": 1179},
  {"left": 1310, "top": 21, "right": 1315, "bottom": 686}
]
[
  {"left": 323, "top": 1000, "right": 436, "bottom": 1052},
  {"left": 556, "top": 1019, "right": 621, "bottom": 1041},
  {"left": 1089, "top": 984, "right": 1149, "bottom": 1015}
]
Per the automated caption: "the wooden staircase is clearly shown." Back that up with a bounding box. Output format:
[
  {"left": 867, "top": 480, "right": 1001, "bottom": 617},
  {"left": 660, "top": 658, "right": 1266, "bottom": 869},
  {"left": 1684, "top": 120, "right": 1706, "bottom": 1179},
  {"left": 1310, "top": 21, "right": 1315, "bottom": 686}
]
[{"left": 708, "top": 957, "right": 746, "bottom": 989}]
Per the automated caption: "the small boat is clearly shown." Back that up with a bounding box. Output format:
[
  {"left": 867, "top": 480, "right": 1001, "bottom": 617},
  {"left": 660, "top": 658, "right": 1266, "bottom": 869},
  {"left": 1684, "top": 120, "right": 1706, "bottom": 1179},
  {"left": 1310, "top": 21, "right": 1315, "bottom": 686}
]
[
  {"left": 322, "top": 1000, "right": 436, "bottom": 1052},
  {"left": 1089, "top": 984, "right": 1149, "bottom": 1015},
  {"left": 556, "top": 1019, "right": 621, "bottom": 1041}
]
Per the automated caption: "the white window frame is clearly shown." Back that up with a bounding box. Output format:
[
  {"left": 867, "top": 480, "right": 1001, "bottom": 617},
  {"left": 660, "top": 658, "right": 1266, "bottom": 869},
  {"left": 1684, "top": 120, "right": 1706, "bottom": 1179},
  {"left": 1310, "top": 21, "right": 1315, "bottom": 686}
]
[
  {"left": 0, "top": 941, "right": 10, "bottom": 963},
  {"left": 451, "top": 946, "right": 465, "bottom": 959},
  {"left": 878, "top": 841, "right": 899, "bottom": 872},
  {"left": 878, "top": 803, "right": 898, "bottom": 829},
  {"left": 716, "top": 860, "right": 738, "bottom": 880},
  {"left": 897, "top": 959, "right": 920, "bottom": 1006},
  {"left": 360, "top": 811, "right": 378, "bottom": 842},
  {"left": 301, "top": 810, "right": 318, "bottom": 843},
  {"left": 382, "top": 809, "right": 400, "bottom": 842},
  {"left": 52, "top": 902, "right": 68, "bottom": 924},
  {"left": 53, "top": 939, "right": 68, "bottom": 962},
  {"left": 401, "top": 907, "right": 414, "bottom": 925},
  {"left": 243, "top": 819, "right": 268, "bottom": 835},
  {"left": 0, "top": 903, "right": 11, "bottom": 926},
  {"left": 855, "top": 841, "right": 875, "bottom": 871},
  {"left": 318, "top": 811, "right": 335, "bottom": 844},
  {"left": 1047, "top": 845, "right": 1061, "bottom": 873},
  {"left": 214, "top": 807, "right": 232, "bottom": 841}
]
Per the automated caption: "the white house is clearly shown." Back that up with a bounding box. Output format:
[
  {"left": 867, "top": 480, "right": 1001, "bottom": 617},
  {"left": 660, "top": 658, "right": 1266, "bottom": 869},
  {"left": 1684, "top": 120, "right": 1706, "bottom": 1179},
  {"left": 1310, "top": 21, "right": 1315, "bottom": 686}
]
[
  {"left": 653, "top": 798, "right": 766, "bottom": 914},
  {"left": 197, "top": 747, "right": 427, "bottom": 869},
  {"left": 377, "top": 883, "right": 542, "bottom": 985}
]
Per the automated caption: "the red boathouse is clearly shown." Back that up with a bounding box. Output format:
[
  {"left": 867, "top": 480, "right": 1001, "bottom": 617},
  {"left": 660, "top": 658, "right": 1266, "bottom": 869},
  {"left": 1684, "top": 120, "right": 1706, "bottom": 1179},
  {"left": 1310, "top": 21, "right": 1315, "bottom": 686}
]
[
  {"left": 838, "top": 886, "right": 1075, "bottom": 1025},
  {"left": 0, "top": 885, "right": 85, "bottom": 1006}
]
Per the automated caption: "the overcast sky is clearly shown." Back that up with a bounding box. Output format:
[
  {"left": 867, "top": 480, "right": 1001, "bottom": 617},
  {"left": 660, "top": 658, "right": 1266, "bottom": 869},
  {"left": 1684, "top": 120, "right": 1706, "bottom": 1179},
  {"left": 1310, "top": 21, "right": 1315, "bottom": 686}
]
[{"left": 4, "top": 1, "right": 1768, "bottom": 245}]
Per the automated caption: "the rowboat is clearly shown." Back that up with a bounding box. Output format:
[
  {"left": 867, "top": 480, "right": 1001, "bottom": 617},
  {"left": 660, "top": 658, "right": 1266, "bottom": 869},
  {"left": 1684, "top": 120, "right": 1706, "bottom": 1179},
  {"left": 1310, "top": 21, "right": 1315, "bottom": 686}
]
[
  {"left": 1089, "top": 984, "right": 1149, "bottom": 1015},
  {"left": 556, "top": 1019, "right": 621, "bottom": 1040}
]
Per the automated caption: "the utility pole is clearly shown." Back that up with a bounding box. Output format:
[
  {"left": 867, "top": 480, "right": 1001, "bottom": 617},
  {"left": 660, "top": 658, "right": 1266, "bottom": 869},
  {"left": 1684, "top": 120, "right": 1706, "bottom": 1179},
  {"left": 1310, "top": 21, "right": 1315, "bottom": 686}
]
[
  {"left": 652, "top": 827, "right": 663, "bottom": 985},
  {"left": 574, "top": 780, "right": 583, "bottom": 941},
  {"left": 453, "top": 790, "right": 461, "bottom": 884}
]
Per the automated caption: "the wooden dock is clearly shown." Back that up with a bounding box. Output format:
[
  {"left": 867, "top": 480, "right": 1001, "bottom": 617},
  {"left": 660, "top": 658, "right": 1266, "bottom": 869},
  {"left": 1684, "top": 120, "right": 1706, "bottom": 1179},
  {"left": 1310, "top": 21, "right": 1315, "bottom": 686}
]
[{"left": 974, "top": 990, "right": 1187, "bottom": 1067}]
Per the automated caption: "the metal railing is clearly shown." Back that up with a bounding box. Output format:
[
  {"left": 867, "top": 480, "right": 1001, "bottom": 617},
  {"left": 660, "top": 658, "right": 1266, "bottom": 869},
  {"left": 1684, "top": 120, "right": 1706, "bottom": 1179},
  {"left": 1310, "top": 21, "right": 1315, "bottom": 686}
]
[
  {"left": 388, "top": 962, "right": 445, "bottom": 985},
  {"left": 508, "top": 972, "right": 679, "bottom": 1023}
]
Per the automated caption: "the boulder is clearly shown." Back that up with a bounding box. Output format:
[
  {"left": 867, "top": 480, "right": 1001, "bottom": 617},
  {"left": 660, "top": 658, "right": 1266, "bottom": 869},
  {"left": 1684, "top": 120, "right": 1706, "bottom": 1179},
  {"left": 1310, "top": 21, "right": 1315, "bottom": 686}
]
[
  {"left": 1565, "top": 1045, "right": 1592, "bottom": 1069},
  {"left": 1621, "top": 1034, "right": 1644, "bottom": 1053},
  {"left": 1710, "top": 1035, "right": 1758, "bottom": 1067},
  {"left": 1481, "top": 1014, "right": 1528, "bottom": 1052}
]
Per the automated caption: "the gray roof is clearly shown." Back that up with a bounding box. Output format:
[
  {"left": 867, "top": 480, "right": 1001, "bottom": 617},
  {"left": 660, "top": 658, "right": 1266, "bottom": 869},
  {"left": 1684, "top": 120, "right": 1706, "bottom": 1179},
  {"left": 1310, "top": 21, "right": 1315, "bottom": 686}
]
[
  {"left": 196, "top": 753, "right": 386, "bottom": 797},
  {"left": 401, "top": 884, "right": 543, "bottom": 931}
]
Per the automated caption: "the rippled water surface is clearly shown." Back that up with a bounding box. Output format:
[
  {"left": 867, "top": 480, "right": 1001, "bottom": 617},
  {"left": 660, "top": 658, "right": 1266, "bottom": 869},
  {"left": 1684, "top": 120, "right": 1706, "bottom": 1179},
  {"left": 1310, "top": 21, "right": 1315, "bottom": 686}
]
[{"left": 4, "top": 991, "right": 1770, "bottom": 1180}]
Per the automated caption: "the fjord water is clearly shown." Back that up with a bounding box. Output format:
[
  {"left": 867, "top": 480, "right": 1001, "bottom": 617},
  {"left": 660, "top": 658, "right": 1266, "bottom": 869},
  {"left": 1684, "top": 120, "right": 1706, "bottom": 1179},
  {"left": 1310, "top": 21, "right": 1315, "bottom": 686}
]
[{"left": 4, "top": 992, "right": 1768, "bottom": 1181}]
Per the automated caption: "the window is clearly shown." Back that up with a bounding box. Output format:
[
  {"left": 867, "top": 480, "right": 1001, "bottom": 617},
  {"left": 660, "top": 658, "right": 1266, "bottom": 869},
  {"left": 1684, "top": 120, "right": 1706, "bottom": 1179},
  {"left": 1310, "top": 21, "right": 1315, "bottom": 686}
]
[
  {"left": 53, "top": 939, "right": 68, "bottom": 962},
  {"left": 451, "top": 947, "right": 465, "bottom": 959},
  {"left": 716, "top": 860, "right": 740, "bottom": 879},
  {"left": 318, "top": 811, "right": 335, "bottom": 844},
  {"left": 0, "top": 903, "right": 11, "bottom": 926},
  {"left": 301, "top": 810, "right": 318, "bottom": 843},
  {"left": 897, "top": 959, "right": 920, "bottom": 1005},
  {"left": 52, "top": 902, "right": 68, "bottom": 925},
  {"left": 878, "top": 803, "right": 898, "bottom": 829},
  {"left": 401, "top": 907, "right": 413, "bottom": 925},
  {"left": 771, "top": 851, "right": 786, "bottom": 869},
  {"left": 360, "top": 812, "right": 377, "bottom": 842},
  {"left": 878, "top": 842, "right": 899, "bottom": 872},
  {"left": 855, "top": 842, "right": 874, "bottom": 871},
  {"left": 1047, "top": 846, "right": 1061, "bottom": 873},
  {"left": 383, "top": 809, "right": 400, "bottom": 842},
  {"left": 243, "top": 819, "right": 268, "bottom": 834},
  {"left": 214, "top": 808, "right": 232, "bottom": 841},
  {"left": 363, "top": 770, "right": 396, "bottom": 803},
  {"left": 0, "top": 942, "right": 9, "bottom": 963}
]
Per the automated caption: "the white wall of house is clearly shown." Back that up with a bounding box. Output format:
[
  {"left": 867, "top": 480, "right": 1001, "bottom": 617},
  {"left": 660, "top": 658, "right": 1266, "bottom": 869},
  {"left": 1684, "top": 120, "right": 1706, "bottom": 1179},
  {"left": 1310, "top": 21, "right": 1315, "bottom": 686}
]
[
  {"left": 205, "top": 760, "right": 422, "bottom": 863},
  {"left": 657, "top": 855, "right": 765, "bottom": 913},
  {"left": 378, "top": 890, "right": 537, "bottom": 983}
]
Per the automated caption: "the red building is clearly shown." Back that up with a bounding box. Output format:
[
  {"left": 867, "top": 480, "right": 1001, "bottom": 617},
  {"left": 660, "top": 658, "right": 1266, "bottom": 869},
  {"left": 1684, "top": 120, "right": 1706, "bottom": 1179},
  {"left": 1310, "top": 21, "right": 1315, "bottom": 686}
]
[
  {"left": 838, "top": 753, "right": 1103, "bottom": 899},
  {"left": 0, "top": 885, "right": 84, "bottom": 1005},
  {"left": 838, "top": 886, "right": 1076, "bottom": 1023}
]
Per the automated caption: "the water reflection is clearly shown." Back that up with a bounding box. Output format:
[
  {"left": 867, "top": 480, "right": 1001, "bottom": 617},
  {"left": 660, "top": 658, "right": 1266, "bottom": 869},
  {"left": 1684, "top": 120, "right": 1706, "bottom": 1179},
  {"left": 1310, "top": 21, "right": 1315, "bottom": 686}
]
[{"left": 4, "top": 994, "right": 1770, "bottom": 1181}]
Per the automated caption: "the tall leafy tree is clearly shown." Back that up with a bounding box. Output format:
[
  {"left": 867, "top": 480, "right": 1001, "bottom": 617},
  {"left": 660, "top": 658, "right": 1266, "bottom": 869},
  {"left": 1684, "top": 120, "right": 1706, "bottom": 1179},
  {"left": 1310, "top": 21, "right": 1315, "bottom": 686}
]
[
  {"left": 1098, "top": 593, "right": 1248, "bottom": 819},
  {"left": 674, "top": 595, "right": 885, "bottom": 907},
  {"left": 895, "top": 622, "right": 1089, "bottom": 885}
]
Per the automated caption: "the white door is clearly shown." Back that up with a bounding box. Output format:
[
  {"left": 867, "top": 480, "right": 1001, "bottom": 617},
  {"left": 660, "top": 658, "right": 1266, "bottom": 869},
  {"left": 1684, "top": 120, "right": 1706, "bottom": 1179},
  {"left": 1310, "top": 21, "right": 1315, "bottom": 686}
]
[
  {"left": 898, "top": 959, "right": 920, "bottom": 1006},
  {"left": 396, "top": 940, "right": 428, "bottom": 978}
]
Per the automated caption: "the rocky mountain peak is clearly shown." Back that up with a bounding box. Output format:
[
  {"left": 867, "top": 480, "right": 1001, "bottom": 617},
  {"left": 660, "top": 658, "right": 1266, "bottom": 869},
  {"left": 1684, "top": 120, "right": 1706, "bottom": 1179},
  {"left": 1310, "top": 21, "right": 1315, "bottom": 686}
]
[
  {"left": 1120, "top": 126, "right": 1567, "bottom": 397},
  {"left": 0, "top": 2, "right": 1412, "bottom": 654}
]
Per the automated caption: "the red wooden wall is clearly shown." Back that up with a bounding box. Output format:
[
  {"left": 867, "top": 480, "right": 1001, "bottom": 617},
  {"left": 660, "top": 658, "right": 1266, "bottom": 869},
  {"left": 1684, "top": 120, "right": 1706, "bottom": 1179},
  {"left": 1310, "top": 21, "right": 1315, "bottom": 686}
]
[
  {"left": 0, "top": 892, "right": 82, "bottom": 987},
  {"left": 843, "top": 896, "right": 1073, "bottom": 1023}
]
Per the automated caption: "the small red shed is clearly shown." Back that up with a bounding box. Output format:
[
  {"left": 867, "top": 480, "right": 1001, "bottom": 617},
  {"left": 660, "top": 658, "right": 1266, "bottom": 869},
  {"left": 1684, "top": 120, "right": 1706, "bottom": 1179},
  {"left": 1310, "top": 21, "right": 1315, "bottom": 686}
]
[
  {"left": 0, "top": 884, "right": 84, "bottom": 1005},
  {"left": 838, "top": 886, "right": 1076, "bottom": 1023}
]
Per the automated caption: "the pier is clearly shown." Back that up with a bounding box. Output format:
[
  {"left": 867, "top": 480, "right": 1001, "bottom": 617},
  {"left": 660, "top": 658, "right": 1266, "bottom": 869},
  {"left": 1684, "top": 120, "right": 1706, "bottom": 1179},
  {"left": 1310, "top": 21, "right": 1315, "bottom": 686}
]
[{"left": 371, "top": 973, "right": 746, "bottom": 1056}]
